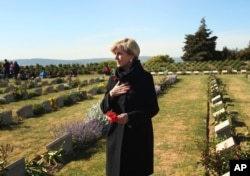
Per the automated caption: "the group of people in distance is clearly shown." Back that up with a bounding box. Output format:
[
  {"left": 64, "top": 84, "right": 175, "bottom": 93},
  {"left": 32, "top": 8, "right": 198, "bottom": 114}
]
[
  {"left": 1, "top": 59, "right": 78, "bottom": 81},
  {"left": 1, "top": 59, "right": 20, "bottom": 80}
]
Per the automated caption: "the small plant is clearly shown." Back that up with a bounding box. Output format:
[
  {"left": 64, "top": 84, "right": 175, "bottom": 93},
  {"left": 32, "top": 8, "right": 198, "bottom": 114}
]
[
  {"left": 51, "top": 119, "right": 104, "bottom": 150},
  {"left": 56, "top": 78, "right": 64, "bottom": 84},
  {"left": 213, "top": 112, "right": 228, "bottom": 125},
  {"left": 25, "top": 157, "right": 47, "bottom": 176},
  {"left": 200, "top": 142, "right": 250, "bottom": 175},
  {"left": 40, "top": 148, "right": 64, "bottom": 166},
  {"left": 63, "top": 94, "right": 73, "bottom": 106},
  {"left": 85, "top": 102, "right": 109, "bottom": 133},
  {"left": 0, "top": 144, "right": 14, "bottom": 172},
  {"left": 48, "top": 97, "right": 57, "bottom": 109},
  {"left": 32, "top": 104, "right": 45, "bottom": 116},
  {"left": 27, "top": 92, "right": 40, "bottom": 99},
  {"left": 72, "top": 78, "right": 81, "bottom": 88},
  {"left": 25, "top": 147, "right": 64, "bottom": 175},
  {"left": 76, "top": 85, "right": 88, "bottom": 101}
]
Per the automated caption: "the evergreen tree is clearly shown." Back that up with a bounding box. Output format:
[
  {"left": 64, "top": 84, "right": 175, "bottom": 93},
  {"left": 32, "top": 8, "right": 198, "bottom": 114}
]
[{"left": 182, "top": 18, "right": 218, "bottom": 61}]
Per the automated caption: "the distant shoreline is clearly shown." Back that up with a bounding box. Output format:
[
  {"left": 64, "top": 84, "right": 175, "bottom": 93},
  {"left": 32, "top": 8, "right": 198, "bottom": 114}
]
[{"left": 12, "top": 57, "right": 182, "bottom": 66}]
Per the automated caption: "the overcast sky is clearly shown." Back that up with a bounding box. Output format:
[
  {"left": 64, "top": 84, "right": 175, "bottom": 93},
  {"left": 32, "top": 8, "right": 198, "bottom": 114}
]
[{"left": 1, "top": 0, "right": 250, "bottom": 60}]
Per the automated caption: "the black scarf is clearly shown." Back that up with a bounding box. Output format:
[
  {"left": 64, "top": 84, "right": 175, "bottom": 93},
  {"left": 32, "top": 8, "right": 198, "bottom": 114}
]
[{"left": 114, "top": 59, "right": 144, "bottom": 83}]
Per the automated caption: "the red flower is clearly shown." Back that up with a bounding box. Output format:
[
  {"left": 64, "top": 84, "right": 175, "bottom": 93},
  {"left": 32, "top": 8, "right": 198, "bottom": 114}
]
[
  {"left": 112, "top": 76, "right": 117, "bottom": 81},
  {"left": 106, "top": 111, "right": 118, "bottom": 123}
]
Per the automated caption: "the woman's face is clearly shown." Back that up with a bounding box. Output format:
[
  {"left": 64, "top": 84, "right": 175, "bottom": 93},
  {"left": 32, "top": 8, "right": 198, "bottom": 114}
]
[{"left": 114, "top": 47, "right": 133, "bottom": 69}]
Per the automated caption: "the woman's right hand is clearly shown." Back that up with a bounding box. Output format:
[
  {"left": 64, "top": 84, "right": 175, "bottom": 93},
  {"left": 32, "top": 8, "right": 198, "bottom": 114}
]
[{"left": 109, "top": 81, "right": 130, "bottom": 98}]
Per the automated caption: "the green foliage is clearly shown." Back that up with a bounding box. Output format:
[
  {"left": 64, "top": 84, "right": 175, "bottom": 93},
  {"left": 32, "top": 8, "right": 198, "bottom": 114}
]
[
  {"left": 25, "top": 147, "right": 64, "bottom": 175},
  {"left": 143, "top": 55, "right": 174, "bottom": 72},
  {"left": 32, "top": 104, "right": 45, "bottom": 116},
  {"left": 200, "top": 142, "right": 250, "bottom": 175},
  {"left": 56, "top": 78, "right": 64, "bottom": 84},
  {"left": 146, "top": 55, "right": 174, "bottom": 64},
  {"left": 71, "top": 78, "right": 81, "bottom": 88},
  {"left": 85, "top": 102, "right": 109, "bottom": 127},
  {"left": 40, "top": 148, "right": 64, "bottom": 166},
  {"left": 25, "top": 158, "right": 47, "bottom": 176},
  {"left": 182, "top": 18, "right": 218, "bottom": 62},
  {"left": 63, "top": 94, "right": 73, "bottom": 106}
]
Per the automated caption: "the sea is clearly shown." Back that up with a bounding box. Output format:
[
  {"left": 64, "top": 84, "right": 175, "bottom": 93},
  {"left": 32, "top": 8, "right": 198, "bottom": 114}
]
[{"left": 8, "top": 56, "right": 182, "bottom": 66}]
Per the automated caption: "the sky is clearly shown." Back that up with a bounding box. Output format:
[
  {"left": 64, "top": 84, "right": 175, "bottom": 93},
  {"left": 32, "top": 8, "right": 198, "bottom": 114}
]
[{"left": 1, "top": 0, "right": 250, "bottom": 60}]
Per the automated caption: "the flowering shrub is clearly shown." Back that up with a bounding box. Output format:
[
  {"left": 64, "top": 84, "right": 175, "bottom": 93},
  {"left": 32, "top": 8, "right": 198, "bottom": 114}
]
[
  {"left": 48, "top": 97, "right": 57, "bottom": 109},
  {"left": 85, "top": 102, "right": 109, "bottom": 133},
  {"left": 200, "top": 142, "right": 250, "bottom": 175},
  {"left": 51, "top": 102, "right": 109, "bottom": 150},
  {"left": 51, "top": 119, "right": 104, "bottom": 150}
]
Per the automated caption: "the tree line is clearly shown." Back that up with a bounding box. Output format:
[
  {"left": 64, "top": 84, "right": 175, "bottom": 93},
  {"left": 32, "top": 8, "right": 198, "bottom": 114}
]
[{"left": 182, "top": 17, "right": 250, "bottom": 62}]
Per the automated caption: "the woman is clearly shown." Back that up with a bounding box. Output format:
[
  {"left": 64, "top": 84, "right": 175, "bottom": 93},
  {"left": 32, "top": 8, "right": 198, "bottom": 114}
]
[{"left": 100, "top": 38, "right": 159, "bottom": 176}]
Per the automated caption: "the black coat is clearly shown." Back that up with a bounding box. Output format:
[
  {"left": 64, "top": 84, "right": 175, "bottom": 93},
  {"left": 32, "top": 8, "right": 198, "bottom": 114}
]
[{"left": 100, "top": 60, "right": 159, "bottom": 176}]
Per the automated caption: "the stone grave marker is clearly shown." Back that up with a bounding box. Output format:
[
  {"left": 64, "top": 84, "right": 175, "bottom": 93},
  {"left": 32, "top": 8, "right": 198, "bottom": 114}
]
[
  {"left": 5, "top": 157, "right": 26, "bottom": 176},
  {"left": 46, "top": 133, "right": 73, "bottom": 154},
  {"left": 16, "top": 105, "right": 33, "bottom": 118},
  {"left": 216, "top": 137, "right": 235, "bottom": 152},
  {"left": 215, "top": 119, "right": 231, "bottom": 138},
  {"left": 0, "top": 110, "right": 12, "bottom": 125}
]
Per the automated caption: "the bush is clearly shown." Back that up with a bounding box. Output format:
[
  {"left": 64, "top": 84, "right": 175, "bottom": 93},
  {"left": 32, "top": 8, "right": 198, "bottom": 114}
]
[
  {"left": 32, "top": 104, "right": 45, "bottom": 116},
  {"left": 56, "top": 78, "right": 64, "bottom": 84},
  {"left": 85, "top": 102, "right": 109, "bottom": 133},
  {"left": 28, "top": 92, "right": 40, "bottom": 99},
  {"left": 63, "top": 95, "right": 73, "bottom": 106},
  {"left": 51, "top": 102, "right": 109, "bottom": 150},
  {"left": 200, "top": 142, "right": 250, "bottom": 175},
  {"left": 51, "top": 119, "right": 104, "bottom": 150}
]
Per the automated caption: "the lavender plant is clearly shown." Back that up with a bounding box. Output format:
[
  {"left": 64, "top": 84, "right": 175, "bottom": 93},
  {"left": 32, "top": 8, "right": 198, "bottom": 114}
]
[
  {"left": 51, "top": 102, "right": 109, "bottom": 150},
  {"left": 51, "top": 119, "right": 104, "bottom": 150}
]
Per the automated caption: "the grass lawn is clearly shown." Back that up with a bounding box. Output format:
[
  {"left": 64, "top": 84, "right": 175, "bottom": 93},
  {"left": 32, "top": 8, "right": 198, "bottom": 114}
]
[{"left": 1, "top": 74, "right": 250, "bottom": 176}]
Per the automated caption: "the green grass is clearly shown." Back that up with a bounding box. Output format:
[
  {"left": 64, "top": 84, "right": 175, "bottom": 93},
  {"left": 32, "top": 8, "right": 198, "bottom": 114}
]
[{"left": 1, "top": 74, "right": 250, "bottom": 175}]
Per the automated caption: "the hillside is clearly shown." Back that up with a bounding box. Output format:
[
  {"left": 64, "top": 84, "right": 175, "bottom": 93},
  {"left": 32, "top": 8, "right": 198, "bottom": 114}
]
[{"left": 14, "top": 56, "right": 151, "bottom": 66}]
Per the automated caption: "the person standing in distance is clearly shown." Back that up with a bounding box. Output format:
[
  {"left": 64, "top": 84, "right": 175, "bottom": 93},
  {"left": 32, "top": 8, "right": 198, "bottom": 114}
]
[{"left": 100, "top": 38, "right": 159, "bottom": 176}]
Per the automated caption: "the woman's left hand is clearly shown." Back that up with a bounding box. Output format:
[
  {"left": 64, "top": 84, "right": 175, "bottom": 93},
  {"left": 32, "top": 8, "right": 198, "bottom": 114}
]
[{"left": 117, "top": 113, "right": 129, "bottom": 125}]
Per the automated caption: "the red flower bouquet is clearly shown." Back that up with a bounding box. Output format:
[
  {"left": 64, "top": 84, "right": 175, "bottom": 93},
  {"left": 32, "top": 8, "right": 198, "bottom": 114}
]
[{"left": 106, "top": 111, "right": 118, "bottom": 123}]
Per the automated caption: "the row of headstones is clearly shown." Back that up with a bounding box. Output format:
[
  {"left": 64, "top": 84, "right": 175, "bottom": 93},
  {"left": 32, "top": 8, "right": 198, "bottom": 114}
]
[
  {"left": 210, "top": 78, "right": 235, "bottom": 176},
  {"left": 1, "top": 76, "right": 105, "bottom": 104},
  {"left": 154, "top": 75, "right": 177, "bottom": 95},
  {"left": 150, "top": 69, "right": 247, "bottom": 76},
  {"left": 2, "top": 83, "right": 66, "bottom": 104},
  {"left": 0, "top": 85, "right": 106, "bottom": 126},
  {"left": 1, "top": 76, "right": 104, "bottom": 93},
  {"left": 1, "top": 77, "right": 104, "bottom": 95},
  {"left": 2, "top": 132, "right": 73, "bottom": 176}
]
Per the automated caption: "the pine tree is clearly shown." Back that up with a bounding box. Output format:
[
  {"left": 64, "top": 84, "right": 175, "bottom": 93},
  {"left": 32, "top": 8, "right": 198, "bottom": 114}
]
[{"left": 182, "top": 18, "right": 218, "bottom": 61}]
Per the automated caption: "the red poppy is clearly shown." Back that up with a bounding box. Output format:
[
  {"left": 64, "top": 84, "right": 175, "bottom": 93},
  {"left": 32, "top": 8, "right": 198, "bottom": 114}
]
[
  {"left": 112, "top": 76, "right": 117, "bottom": 81},
  {"left": 106, "top": 111, "right": 118, "bottom": 123}
]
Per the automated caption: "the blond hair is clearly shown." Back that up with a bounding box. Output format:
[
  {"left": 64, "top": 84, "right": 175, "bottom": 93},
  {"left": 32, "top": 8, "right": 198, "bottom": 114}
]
[{"left": 110, "top": 38, "right": 140, "bottom": 59}]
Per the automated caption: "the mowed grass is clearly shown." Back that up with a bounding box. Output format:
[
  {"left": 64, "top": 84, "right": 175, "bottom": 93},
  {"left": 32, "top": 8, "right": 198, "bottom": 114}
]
[{"left": 1, "top": 74, "right": 250, "bottom": 176}]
